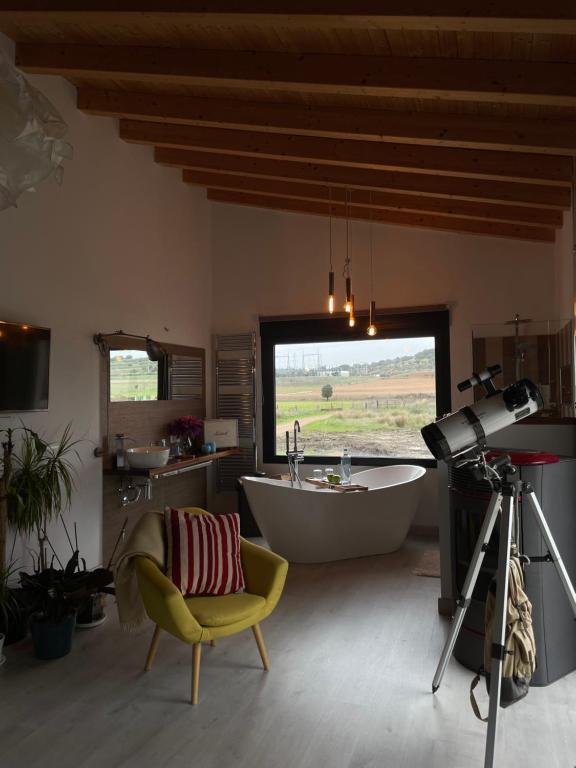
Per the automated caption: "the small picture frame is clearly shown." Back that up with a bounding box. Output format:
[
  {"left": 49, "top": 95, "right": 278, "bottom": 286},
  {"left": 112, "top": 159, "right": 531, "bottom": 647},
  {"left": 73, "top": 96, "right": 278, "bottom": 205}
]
[{"left": 203, "top": 419, "right": 239, "bottom": 448}]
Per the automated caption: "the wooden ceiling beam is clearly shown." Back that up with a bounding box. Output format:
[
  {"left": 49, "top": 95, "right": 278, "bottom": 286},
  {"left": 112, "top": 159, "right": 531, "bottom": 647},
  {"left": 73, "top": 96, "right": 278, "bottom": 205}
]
[
  {"left": 79, "top": 89, "right": 576, "bottom": 157},
  {"left": 3, "top": 3, "right": 576, "bottom": 34},
  {"left": 182, "top": 171, "right": 564, "bottom": 228},
  {"left": 206, "top": 189, "right": 556, "bottom": 243},
  {"left": 17, "top": 45, "right": 576, "bottom": 108},
  {"left": 155, "top": 148, "right": 572, "bottom": 209},
  {"left": 119, "top": 120, "right": 572, "bottom": 185}
]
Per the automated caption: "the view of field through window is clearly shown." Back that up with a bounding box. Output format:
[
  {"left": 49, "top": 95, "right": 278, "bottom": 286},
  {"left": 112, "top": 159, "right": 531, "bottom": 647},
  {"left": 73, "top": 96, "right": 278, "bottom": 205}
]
[
  {"left": 275, "top": 337, "right": 436, "bottom": 458},
  {"left": 109, "top": 350, "right": 159, "bottom": 401}
]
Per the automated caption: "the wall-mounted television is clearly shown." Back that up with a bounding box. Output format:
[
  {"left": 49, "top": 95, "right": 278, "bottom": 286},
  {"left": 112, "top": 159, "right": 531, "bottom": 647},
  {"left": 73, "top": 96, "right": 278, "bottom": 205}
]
[{"left": 0, "top": 321, "right": 50, "bottom": 412}]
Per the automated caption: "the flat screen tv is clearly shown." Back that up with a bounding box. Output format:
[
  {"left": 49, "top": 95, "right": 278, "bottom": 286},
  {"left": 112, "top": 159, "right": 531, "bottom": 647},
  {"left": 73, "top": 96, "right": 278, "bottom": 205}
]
[{"left": 0, "top": 321, "right": 50, "bottom": 412}]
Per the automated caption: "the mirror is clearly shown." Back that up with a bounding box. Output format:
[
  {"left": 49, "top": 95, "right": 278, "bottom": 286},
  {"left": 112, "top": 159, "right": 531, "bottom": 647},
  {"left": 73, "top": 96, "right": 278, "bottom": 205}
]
[
  {"left": 110, "top": 349, "right": 159, "bottom": 402},
  {"left": 472, "top": 317, "right": 575, "bottom": 420},
  {"left": 105, "top": 335, "right": 204, "bottom": 404}
]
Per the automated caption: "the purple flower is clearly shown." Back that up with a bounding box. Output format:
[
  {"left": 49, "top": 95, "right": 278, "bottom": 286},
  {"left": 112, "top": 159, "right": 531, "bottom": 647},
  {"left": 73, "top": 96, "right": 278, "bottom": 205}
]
[{"left": 170, "top": 416, "right": 204, "bottom": 440}]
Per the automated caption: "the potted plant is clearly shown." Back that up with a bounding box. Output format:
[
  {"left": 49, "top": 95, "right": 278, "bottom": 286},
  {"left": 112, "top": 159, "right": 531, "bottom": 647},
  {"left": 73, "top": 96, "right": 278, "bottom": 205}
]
[
  {"left": 169, "top": 416, "right": 204, "bottom": 455},
  {"left": 0, "top": 425, "right": 78, "bottom": 574},
  {"left": 20, "top": 544, "right": 113, "bottom": 658},
  {"left": 0, "top": 562, "right": 21, "bottom": 662},
  {"left": 0, "top": 561, "right": 28, "bottom": 648},
  {"left": 21, "top": 565, "right": 77, "bottom": 659}
]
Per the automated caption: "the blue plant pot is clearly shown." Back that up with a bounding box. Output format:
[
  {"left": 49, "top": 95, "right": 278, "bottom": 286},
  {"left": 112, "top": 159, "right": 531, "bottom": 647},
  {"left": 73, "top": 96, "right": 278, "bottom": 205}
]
[{"left": 31, "top": 612, "right": 76, "bottom": 660}]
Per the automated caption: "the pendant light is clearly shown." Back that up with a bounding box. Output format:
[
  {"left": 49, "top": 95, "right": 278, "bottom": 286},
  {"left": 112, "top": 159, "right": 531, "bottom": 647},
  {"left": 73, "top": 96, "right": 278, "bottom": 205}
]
[
  {"left": 366, "top": 193, "right": 378, "bottom": 337},
  {"left": 327, "top": 188, "right": 335, "bottom": 314},
  {"left": 349, "top": 294, "right": 356, "bottom": 327},
  {"left": 343, "top": 189, "right": 353, "bottom": 313}
]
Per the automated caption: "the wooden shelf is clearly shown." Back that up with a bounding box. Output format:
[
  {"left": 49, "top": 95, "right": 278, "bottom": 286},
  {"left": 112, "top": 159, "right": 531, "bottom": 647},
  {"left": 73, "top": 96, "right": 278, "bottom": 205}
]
[{"left": 105, "top": 448, "right": 241, "bottom": 479}]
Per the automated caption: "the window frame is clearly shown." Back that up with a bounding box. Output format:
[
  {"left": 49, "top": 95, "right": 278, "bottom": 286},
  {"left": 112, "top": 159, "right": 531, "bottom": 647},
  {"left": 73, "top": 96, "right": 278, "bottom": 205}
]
[{"left": 260, "top": 308, "right": 451, "bottom": 468}]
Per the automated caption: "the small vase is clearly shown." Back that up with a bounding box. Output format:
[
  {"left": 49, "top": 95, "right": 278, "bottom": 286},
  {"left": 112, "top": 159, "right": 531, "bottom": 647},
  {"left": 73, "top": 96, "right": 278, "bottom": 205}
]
[{"left": 182, "top": 435, "right": 201, "bottom": 456}]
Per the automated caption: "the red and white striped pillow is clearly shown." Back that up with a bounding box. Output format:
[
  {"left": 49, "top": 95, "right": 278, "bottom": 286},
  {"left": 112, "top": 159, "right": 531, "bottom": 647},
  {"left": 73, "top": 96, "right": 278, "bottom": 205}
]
[{"left": 164, "top": 508, "right": 245, "bottom": 597}]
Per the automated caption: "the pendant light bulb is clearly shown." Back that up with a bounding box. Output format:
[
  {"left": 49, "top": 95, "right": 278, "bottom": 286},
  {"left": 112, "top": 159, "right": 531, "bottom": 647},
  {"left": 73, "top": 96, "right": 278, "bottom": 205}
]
[
  {"left": 344, "top": 277, "right": 352, "bottom": 313},
  {"left": 366, "top": 196, "right": 377, "bottom": 337},
  {"left": 349, "top": 295, "right": 356, "bottom": 327},
  {"left": 367, "top": 300, "right": 377, "bottom": 336},
  {"left": 328, "top": 270, "right": 335, "bottom": 314}
]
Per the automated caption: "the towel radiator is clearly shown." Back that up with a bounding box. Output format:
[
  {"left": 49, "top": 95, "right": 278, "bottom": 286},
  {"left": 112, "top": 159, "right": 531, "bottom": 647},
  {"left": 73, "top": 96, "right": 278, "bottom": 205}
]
[{"left": 214, "top": 333, "right": 257, "bottom": 492}]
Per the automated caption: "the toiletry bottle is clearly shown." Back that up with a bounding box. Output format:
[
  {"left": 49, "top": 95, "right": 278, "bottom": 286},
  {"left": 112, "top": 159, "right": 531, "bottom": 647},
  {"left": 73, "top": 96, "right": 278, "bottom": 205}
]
[
  {"left": 341, "top": 448, "right": 352, "bottom": 485},
  {"left": 115, "top": 433, "right": 126, "bottom": 470}
]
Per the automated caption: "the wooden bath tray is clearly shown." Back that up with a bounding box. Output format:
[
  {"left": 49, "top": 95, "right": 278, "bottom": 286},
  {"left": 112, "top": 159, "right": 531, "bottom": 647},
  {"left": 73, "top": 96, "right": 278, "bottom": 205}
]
[{"left": 304, "top": 478, "right": 368, "bottom": 492}]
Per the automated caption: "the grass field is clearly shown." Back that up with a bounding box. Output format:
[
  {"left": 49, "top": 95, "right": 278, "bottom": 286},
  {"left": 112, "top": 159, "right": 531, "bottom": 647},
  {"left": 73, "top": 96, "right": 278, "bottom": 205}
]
[
  {"left": 110, "top": 375, "right": 158, "bottom": 401},
  {"left": 275, "top": 372, "right": 435, "bottom": 458}
]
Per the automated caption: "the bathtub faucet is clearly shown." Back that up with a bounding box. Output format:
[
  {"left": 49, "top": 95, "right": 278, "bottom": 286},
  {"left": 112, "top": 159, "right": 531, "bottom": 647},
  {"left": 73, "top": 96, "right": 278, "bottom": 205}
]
[{"left": 286, "top": 421, "right": 304, "bottom": 488}]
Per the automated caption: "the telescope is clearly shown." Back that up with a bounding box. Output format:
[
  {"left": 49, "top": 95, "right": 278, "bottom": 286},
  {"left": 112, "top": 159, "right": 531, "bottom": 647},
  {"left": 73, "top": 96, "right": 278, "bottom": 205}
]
[
  {"left": 427, "top": 365, "right": 576, "bottom": 768},
  {"left": 421, "top": 364, "right": 544, "bottom": 463}
]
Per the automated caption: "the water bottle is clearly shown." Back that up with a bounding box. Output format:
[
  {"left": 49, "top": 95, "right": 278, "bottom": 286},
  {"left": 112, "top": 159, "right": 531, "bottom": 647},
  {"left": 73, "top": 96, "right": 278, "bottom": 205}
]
[{"left": 340, "top": 448, "right": 352, "bottom": 485}]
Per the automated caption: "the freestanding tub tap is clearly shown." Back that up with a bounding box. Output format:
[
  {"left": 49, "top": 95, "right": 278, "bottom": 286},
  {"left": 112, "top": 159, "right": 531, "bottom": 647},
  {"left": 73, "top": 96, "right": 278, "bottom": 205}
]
[{"left": 286, "top": 420, "right": 304, "bottom": 488}]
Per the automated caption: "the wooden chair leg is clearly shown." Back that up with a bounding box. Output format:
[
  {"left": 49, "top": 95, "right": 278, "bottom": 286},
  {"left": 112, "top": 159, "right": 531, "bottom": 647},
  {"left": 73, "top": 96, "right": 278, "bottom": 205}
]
[
  {"left": 191, "top": 642, "right": 202, "bottom": 705},
  {"left": 252, "top": 623, "right": 270, "bottom": 671},
  {"left": 144, "top": 625, "right": 161, "bottom": 672}
]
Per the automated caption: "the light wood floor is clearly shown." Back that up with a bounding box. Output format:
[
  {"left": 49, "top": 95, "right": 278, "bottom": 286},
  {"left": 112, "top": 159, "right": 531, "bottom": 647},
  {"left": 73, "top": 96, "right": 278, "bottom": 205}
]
[{"left": 1, "top": 538, "right": 575, "bottom": 768}]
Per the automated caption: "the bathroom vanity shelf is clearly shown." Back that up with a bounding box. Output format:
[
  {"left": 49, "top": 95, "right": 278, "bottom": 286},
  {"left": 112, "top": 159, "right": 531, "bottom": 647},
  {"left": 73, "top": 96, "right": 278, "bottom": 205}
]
[{"left": 105, "top": 449, "right": 241, "bottom": 480}]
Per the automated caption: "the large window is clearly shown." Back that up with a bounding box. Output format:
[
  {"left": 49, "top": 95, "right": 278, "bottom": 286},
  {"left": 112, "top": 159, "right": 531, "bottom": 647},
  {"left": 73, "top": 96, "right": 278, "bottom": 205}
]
[{"left": 261, "top": 309, "right": 450, "bottom": 466}]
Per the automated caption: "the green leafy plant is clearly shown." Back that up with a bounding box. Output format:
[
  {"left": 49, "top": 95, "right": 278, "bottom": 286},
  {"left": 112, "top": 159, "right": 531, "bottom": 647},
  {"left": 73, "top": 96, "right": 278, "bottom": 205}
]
[
  {"left": 0, "top": 561, "right": 21, "bottom": 632},
  {"left": 0, "top": 425, "right": 79, "bottom": 572},
  {"left": 20, "top": 548, "right": 113, "bottom": 625},
  {"left": 20, "top": 567, "right": 75, "bottom": 624}
]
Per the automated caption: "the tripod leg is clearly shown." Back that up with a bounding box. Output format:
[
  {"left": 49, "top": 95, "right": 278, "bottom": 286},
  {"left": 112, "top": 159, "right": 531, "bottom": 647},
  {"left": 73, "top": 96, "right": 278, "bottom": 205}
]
[
  {"left": 523, "top": 488, "right": 576, "bottom": 618},
  {"left": 484, "top": 494, "right": 515, "bottom": 768},
  {"left": 432, "top": 491, "right": 502, "bottom": 694}
]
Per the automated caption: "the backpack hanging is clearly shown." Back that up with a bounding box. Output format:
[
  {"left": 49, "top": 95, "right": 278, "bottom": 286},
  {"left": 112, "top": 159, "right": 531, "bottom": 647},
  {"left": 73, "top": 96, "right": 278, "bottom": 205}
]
[{"left": 470, "top": 550, "right": 537, "bottom": 721}]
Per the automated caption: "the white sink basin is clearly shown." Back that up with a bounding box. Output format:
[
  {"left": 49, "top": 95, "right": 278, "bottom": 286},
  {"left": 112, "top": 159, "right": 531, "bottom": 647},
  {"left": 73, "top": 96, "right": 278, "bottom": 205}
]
[{"left": 126, "top": 446, "right": 170, "bottom": 469}]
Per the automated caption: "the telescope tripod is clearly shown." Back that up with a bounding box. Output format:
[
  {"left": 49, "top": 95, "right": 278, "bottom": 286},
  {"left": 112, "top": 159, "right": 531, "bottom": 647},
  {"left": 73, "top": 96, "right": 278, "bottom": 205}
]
[{"left": 432, "top": 465, "right": 576, "bottom": 768}]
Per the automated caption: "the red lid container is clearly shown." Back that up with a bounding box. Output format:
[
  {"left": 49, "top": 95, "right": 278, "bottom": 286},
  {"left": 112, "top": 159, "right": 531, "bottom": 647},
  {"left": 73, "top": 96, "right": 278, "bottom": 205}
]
[{"left": 485, "top": 450, "right": 560, "bottom": 465}]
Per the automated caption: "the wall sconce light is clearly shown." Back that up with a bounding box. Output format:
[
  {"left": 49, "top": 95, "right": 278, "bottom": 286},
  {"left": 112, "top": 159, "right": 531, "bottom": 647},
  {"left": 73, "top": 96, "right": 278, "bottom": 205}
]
[{"left": 93, "top": 330, "right": 165, "bottom": 361}]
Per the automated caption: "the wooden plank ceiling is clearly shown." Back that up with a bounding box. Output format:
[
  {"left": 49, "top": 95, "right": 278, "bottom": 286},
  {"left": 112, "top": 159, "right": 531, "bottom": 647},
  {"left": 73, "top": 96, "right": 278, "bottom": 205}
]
[{"left": 2, "top": 3, "right": 576, "bottom": 242}]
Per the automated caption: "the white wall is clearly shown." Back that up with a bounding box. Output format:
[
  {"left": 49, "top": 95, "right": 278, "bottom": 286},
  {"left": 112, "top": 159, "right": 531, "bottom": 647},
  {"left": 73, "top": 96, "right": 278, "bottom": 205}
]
[
  {"left": 210, "top": 202, "right": 569, "bottom": 526},
  {"left": 1, "top": 36, "right": 212, "bottom": 568}
]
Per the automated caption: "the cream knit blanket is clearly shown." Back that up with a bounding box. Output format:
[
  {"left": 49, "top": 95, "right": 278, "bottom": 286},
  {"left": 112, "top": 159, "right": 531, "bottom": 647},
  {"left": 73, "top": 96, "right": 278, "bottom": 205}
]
[{"left": 114, "top": 511, "right": 166, "bottom": 631}]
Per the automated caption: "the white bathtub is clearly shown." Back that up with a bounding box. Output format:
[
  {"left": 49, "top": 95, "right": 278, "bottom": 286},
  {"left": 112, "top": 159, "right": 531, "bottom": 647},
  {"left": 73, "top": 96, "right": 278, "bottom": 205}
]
[{"left": 242, "top": 465, "right": 426, "bottom": 563}]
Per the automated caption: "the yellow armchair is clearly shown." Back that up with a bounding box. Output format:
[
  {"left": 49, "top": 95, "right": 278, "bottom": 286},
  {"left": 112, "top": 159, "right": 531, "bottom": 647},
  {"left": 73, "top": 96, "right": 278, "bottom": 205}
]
[{"left": 135, "top": 507, "right": 288, "bottom": 704}]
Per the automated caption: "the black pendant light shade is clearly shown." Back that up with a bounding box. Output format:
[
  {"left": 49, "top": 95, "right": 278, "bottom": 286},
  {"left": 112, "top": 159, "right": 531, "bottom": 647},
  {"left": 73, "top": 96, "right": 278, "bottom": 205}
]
[
  {"left": 328, "top": 270, "right": 335, "bottom": 314},
  {"left": 145, "top": 335, "right": 165, "bottom": 361}
]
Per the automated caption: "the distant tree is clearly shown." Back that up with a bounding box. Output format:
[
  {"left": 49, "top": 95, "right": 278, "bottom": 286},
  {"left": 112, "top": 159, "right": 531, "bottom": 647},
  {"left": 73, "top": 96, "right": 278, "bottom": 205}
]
[{"left": 321, "top": 384, "right": 333, "bottom": 402}]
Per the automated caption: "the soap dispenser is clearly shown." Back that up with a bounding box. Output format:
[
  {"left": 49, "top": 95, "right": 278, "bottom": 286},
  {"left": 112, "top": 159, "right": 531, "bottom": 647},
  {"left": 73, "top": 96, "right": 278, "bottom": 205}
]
[{"left": 115, "top": 433, "right": 127, "bottom": 470}]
